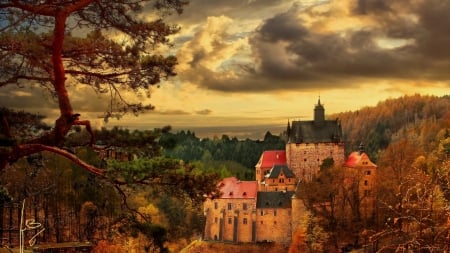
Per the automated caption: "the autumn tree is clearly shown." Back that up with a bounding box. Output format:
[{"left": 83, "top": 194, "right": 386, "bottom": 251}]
[
  {"left": 373, "top": 139, "right": 449, "bottom": 251},
  {"left": 298, "top": 166, "right": 345, "bottom": 249},
  {"left": 0, "top": 0, "right": 184, "bottom": 173},
  {"left": 0, "top": 2, "right": 220, "bottom": 249}
]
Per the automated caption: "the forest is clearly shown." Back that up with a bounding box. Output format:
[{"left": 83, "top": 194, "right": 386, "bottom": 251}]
[
  {"left": 0, "top": 0, "right": 449, "bottom": 252},
  {"left": 0, "top": 94, "right": 449, "bottom": 252}
]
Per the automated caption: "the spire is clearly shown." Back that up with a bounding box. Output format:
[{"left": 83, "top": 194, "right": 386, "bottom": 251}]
[
  {"left": 314, "top": 97, "right": 325, "bottom": 126},
  {"left": 286, "top": 119, "right": 291, "bottom": 141}
]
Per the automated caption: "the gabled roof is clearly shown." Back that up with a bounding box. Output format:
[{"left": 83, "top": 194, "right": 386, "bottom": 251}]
[
  {"left": 255, "top": 150, "right": 286, "bottom": 168},
  {"left": 345, "top": 151, "right": 377, "bottom": 168},
  {"left": 267, "top": 164, "right": 296, "bottom": 179},
  {"left": 217, "top": 177, "right": 257, "bottom": 199},
  {"left": 288, "top": 120, "right": 342, "bottom": 143},
  {"left": 256, "top": 191, "right": 295, "bottom": 208}
]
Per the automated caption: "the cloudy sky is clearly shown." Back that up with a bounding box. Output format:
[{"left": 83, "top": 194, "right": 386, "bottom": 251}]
[{"left": 2, "top": 0, "right": 450, "bottom": 138}]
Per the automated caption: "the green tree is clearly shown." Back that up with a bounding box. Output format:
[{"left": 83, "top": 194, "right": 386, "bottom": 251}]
[
  {"left": 0, "top": 0, "right": 184, "bottom": 173},
  {"left": 0, "top": 2, "right": 222, "bottom": 245}
]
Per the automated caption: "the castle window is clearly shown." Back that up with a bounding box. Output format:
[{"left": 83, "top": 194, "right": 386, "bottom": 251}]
[
  {"left": 260, "top": 210, "right": 263, "bottom": 216},
  {"left": 279, "top": 178, "right": 284, "bottom": 183},
  {"left": 227, "top": 203, "right": 232, "bottom": 210},
  {"left": 366, "top": 170, "right": 371, "bottom": 175},
  {"left": 260, "top": 221, "right": 263, "bottom": 225},
  {"left": 304, "top": 158, "right": 307, "bottom": 162},
  {"left": 364, "top": 180, "right": 368, "bottom": 186},
  {"left": 243, "top": 203, "right": 248, "bottom": 210},
  {"left": 274, "top": 209, "right": 277, "bottom": 216},
  {"left": 274, "top": 221, "right": 277, "bottom": 225},
  {"left": 215, "top": 217, "right": 218, "bottom": 224},
  {"left": 214, "top": 202, "right": 218, "bottom": 209},
  {"left": 243, "top": 218, "right": 248, "bottom": 225},
  {"left": 228, "top": 217, "right": 232, "bottom": 224}
]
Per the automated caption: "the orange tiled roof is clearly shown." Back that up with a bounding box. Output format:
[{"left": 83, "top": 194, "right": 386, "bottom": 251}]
[
  {"left": 218, "top": 177, "right": 257, "bottom": 199},
  {"left": 255, "top": 150, "right": 286, "bottom": 168},
  {"left": 345, "top": 151, "right": 377, "bottom": 167}
]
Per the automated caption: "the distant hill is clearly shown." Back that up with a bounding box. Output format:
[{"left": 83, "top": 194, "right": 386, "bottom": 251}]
[
  {"left": 331, "top": 94, "right": 450, "bottom": 161},
  {"left": 163, "top": 94, "right": 450, "bottom": 169}
]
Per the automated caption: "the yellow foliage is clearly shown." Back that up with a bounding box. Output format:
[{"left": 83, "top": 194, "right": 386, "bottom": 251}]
[
  {"left": 138, "top": 203, "right": 166, "bottom": 224},
  {"left": 92, "top": 240, "right": 125, "bottom": 253}
]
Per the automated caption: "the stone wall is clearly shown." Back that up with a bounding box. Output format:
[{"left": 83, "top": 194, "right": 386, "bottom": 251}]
[
  {"left": 203, "top": 198, "right": 257, "bottom": 243},
  {"left": 255, "top": 208, "right": 292, "bottom": 244},
  {"left": 286, "top": 142, "right": 345, "bottom": 181}
]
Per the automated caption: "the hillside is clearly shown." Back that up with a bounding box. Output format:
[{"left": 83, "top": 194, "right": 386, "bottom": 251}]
[
  {"left": 331, "top": 94, "right": 450, "bottom": 160},
  {"left": 164, "top": 94, "right": 450, "bottom": 168}
]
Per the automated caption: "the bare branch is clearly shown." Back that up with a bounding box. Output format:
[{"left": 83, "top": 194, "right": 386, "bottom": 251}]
[{"left": 7, "top": 143, "right": 105, "bottom": 176}]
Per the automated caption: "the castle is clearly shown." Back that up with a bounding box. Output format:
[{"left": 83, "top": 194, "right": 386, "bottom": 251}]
[{"left": 203, "top": 99, "right": 377, "bottom": 244}]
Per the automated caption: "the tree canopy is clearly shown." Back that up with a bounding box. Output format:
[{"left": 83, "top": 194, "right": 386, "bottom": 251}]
[
  {"left": 0, "top": 4, "right": 221, "bottom": 249},
  {"left": 0, "top": 0, "right": 186, "bottom": 172}
]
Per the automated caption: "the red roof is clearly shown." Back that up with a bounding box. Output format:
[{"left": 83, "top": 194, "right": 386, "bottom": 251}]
[
  {"left": 217, "top": 177, "right": 257, "bottom": 199},
  {"left": 345, "top": 152, "right": 376, "bottom": 168},
  {"left": 255, "top": 150, "right": 286, "bottom": 168}
]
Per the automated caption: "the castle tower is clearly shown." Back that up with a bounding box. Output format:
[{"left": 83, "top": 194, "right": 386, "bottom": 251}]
[
  {"left": 285, "top": 99, "right": 345, "bottom": 181},
  {"left": 314, "top": 97, "right": 325, "bottom": 126}
]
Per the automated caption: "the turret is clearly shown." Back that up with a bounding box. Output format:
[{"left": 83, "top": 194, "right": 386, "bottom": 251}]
[{"left": 314, "top": 97, "right": 325, "bottom": 127}]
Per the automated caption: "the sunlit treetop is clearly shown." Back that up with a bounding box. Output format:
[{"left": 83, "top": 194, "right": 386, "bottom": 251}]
[
  {"left": 0, "top": 0, "right": 186, "bottom": 118},
  {"left": 0, "top": 0, "right": 188, "bottom": 172}
]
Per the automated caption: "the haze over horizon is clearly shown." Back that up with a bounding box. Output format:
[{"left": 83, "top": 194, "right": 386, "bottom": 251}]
[{"left": 1, "top": 0, "right": 449, "bottom": 139}]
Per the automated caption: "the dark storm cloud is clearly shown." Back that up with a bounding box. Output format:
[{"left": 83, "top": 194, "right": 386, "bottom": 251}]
[
  {"left": 258, "top": 8, "right": 309, "bottom": 42},
  {"left": 183, "top": 0, "right": 450, "bottom": 93},
  {"left": 355, "top": 0, "right": 393, "bottom": 15}
]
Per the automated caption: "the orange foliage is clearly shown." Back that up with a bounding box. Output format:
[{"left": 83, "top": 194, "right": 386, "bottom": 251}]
[
  {"left": 289, "top": 229, "right": 307, "bottom": 253},
  {"left": 182, "top": 241, "right": 287, "bottom": 253},
  {"left": 92, "top": 240, "right": 125, "bottom": 253}
]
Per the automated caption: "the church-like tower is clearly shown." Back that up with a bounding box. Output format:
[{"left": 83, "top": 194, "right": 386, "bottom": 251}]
[{"left": 285, "top": 99, "right": 345, "bottom": 181}]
